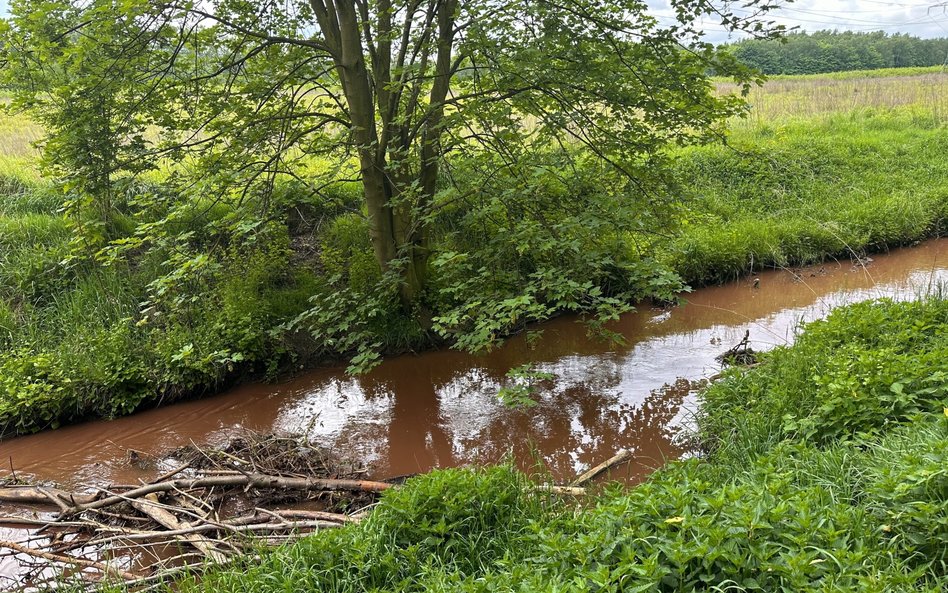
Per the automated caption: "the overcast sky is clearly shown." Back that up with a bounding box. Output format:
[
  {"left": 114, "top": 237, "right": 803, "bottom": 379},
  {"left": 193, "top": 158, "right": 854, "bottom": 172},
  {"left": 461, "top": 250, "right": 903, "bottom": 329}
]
[
  {"left": 0, "top": 1, "right": 945, "bottom": 44},
  {"left": 649, "top": 1, "right": 948, "bottom": 43}
]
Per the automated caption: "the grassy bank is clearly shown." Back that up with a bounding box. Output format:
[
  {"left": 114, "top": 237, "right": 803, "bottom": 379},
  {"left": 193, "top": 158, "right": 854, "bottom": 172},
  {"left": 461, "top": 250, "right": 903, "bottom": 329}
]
[
  {"left": 1, "top": 68, "right": 947, "bottom": 435},
  {"left": 665, "top": 109, "right": 948, "bottom": 284},
  {"left": 167, "top": 297, "right": 948, "bottom": 593}
]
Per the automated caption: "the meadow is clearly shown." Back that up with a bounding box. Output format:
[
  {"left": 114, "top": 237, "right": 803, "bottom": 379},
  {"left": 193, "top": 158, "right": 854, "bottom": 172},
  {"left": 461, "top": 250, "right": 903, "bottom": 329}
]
[
  {"left": 718, "top": 65, "right": 948, "bottom": 123},
  {"left": 0, "top": 67, "right": 947, "bottom": 436},
  {"left": 669, "top": 66, "right": 948, "bottom": 283}
]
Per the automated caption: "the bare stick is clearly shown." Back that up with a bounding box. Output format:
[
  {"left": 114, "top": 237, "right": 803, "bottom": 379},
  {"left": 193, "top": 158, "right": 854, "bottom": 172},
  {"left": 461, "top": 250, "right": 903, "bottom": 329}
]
[
  {"left": 0, "top": 486, "right": 95, "bottom": 507},
  {"left": 86, "top": 518, "right": 345, "bottom": 548},
  {"left": 130, "top": 494, "right": 228, "bottom": 564},
  {"left": 154, "top": 462, "right": 191, "bottom": 483},
  {"left": 38, "top": 487, "right": 72, "bottom": 513},
  {"left": 535, "top": 484, "right": 587, "bottom": 496},
  {"left": 0, "top": 538, "right": 137, "bottom": 581},
  {"left": 571, "top": 450, "right": 634, "bottom": 487},
  {"left": 0, "top": 516, "right": 87, "bottom": 528},
  {"left": 66, "top": 474, "right": 393, "bottom": 515},
  {"left": 254, "top": 508, "right": 357, "bottom": 524}
]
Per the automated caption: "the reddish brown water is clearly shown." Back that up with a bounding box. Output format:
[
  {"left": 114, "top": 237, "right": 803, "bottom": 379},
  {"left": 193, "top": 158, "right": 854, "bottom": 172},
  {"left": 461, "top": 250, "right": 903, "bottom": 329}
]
[{"left": 2, "top": 240, "right": 948, "bottom": 495}]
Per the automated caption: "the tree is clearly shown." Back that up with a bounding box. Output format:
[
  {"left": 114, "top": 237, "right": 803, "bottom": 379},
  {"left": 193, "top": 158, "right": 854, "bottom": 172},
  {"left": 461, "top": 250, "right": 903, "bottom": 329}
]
[
  {"left": 727, "top": 30, "right": 948, "bottom": 75},
  {"left": 1, "top": 1, "right": 784, "bottom": 327}
]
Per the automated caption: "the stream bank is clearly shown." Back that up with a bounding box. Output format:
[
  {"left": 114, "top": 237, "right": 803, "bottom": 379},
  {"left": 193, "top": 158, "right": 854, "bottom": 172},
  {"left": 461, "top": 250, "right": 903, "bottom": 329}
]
[{"left": 2, "top": 239, "right": 946, "bottom": 491}]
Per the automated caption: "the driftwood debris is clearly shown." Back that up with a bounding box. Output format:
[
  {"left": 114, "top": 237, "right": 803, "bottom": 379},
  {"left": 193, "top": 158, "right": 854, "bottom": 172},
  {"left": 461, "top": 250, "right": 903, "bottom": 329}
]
[
  {"left": 537, "top": 484, "right": 587, "bottom": 496},
  {"left": 130, "top": 493, "right": 228, "bottom": 564},
  {"left": 0, "top": 538, "right": 138, "bottom": 582},
  {"left": 0, "top": 430, "right": 590, "bottom": 590},
  {"left": 0, "top": 475, "right": 392, "bottom": 511},
  {"left": 571, "top": 450, "right": 634, "bottom": 487},
  {"left": 68, "top": 474, "right": 393, "bottom": 515},
  {"left": 0, "top": 432, "right": 382, "bottom": 591},
  {"left": 715, "top": 330, "right": 757, "bottom": 366}
]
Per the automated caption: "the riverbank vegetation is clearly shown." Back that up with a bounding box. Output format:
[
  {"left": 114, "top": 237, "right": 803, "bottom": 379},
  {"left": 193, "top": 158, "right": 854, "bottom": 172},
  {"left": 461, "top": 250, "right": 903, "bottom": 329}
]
[
  {"left": 168, "top": 296, "right": 948, "bottom": 593},
  {"left": 0, "top": 0, "right": 787, "bottom": 436},
  {"left": 1, "top": 65, "right": 947, "bottom": 436},
  {"left": 1, "top": 3, "right": 947, "bottom": 591},
  {"left": 666, "top": 108, "right": 948, "bottom": 284}
]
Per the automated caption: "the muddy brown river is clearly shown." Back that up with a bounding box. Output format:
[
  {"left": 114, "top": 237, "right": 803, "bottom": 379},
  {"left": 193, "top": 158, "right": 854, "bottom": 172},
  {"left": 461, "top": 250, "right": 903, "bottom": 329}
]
[{"left": 3, "top": 240, "right": 948, "bottom": 493}]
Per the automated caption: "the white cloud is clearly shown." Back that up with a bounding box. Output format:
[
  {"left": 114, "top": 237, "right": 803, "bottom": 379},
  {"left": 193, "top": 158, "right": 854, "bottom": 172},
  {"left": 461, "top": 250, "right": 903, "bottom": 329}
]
[{"left": 646, "top": 1, "right": 948, "bottom": 43}]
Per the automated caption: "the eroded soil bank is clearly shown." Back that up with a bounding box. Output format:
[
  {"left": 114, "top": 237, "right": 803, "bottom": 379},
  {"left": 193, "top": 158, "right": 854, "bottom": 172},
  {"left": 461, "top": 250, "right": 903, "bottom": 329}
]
[{"left": 2, "top": 239, "right": 947, "bottom": 492}]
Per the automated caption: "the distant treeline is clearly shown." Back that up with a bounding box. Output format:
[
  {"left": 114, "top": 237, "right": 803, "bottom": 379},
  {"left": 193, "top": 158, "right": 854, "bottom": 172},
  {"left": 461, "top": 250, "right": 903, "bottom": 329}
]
[{"left": 726, "top": 31, "right": 948, "bottom": 75}]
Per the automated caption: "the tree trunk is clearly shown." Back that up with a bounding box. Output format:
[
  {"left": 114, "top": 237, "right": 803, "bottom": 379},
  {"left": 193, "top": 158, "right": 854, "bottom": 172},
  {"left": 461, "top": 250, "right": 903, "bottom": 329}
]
[{"left": 310, "top": 0, "right": 446, "bottom": 313}]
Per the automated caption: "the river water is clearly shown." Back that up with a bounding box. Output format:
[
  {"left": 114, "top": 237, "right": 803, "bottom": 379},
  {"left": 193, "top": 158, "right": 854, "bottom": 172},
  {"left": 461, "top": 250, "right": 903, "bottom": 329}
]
[{"left": 2, "top": 239, "right": 948, "bottom": 492}]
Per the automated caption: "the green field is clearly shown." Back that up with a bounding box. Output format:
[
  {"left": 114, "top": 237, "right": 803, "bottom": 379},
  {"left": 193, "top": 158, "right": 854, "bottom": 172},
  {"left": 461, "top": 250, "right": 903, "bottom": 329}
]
[{"left": 720, "top": 66, "right": 948, "bottom": 124}]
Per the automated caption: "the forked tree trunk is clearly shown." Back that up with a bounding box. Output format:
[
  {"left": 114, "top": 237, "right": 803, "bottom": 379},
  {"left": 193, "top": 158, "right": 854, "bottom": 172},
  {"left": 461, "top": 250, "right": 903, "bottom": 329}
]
[{"left": 310, "top": 0, "right": 455, "bottom": 313}]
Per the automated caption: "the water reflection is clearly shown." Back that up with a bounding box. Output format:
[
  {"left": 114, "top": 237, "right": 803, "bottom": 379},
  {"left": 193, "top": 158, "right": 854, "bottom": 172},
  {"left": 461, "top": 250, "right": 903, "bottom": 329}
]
[{"left": 1, "top": 240, "right": 947, "bottom": 489}]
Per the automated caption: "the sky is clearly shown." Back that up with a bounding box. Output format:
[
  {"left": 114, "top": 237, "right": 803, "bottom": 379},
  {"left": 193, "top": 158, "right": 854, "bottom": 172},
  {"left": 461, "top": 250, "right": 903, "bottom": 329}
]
[
  {"left": 648, "top": 1, "right": 948, "bottom": 43},
  {"left": 0, "top": 1, "right": 945, "bottom": 44}
]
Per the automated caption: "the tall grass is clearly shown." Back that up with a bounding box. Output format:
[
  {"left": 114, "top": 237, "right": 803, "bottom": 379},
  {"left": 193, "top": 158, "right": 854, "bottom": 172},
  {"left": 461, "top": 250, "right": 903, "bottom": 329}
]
[
  {"left": 719, "top": 67, "right": 948, "bottom": 124},
  {"left": 0, "top": 105, "right": 42, "bottom": 159},
  {"left": 664, "top": 109, "right": 948, "bottom": 284}
]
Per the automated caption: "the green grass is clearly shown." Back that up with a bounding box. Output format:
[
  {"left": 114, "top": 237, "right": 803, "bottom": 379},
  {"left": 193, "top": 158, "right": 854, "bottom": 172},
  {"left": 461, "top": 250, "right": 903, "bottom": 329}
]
[
  {"left": 663, "top": 110, "right": 948, "bottom": 284},
  {"left": 156, "top": 297, "right": 948, "bottom": 593},
  {"left": 0, "top": 104, "right": 42, "bottom": 161}
]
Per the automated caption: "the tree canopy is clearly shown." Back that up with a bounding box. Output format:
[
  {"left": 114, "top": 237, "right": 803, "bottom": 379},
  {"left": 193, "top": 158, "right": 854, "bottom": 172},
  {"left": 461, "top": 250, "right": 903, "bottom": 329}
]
[
  {"left": 727, "top": 30, "right": 948, "bottom": 75},
  {"left": 1, "top": 0, "right": 785, "bottom": 365}
]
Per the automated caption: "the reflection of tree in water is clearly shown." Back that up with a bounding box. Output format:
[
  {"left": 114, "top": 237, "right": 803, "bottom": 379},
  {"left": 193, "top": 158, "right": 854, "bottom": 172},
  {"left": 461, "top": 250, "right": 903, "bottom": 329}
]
[
  {"left": 298, "top": 346, "right": 695, "bottom": 483},
  {"left": 452, "top": 376, "right": 693, "bottom": 481},
  {"left": 349, "top": 358, "right": 462, "bottom": 477}
]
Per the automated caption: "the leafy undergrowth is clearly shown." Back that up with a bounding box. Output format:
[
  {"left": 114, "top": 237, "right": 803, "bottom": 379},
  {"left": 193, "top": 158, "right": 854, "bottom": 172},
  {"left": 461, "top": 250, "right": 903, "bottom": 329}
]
[
  {"left": 0, "top": 178, "right": 331, "bottom": 435},
  {"left": 163, "top": 297, "right": 947, "bottom": 593}
]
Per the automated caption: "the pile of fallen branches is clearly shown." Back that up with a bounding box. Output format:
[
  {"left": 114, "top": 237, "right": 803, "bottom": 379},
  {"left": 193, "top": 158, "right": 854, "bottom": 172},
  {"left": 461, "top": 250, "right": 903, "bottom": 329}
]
[
  {"left": 0, "top": 431, "right": 389, "bottom": 591},
  {"left": 0, "top": 431, "right": 592, "bottom": 591}
]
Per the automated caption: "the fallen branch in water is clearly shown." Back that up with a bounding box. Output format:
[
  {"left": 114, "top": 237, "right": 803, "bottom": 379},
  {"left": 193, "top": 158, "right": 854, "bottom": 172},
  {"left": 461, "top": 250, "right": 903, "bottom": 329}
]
[
  {"left": 571, "top": 450, "right": 634, "bottom": 487},
  {"left": 66, "top": 474, "right": 393, "bottom": 516},
  {"left": 0, "top": 474, "right": 393, "bottom": 513},
  {"left": 0, "top": 431, "right": 381, "bottom": 591},
  {"left": 536, "top": 484, "right": 587, "bottom": 496},
  {"left": 0, "top": 538, "right": 137, "bottom": 581},
  {"left": 0, "top": 485, "right": 94, "bottom": 507}
]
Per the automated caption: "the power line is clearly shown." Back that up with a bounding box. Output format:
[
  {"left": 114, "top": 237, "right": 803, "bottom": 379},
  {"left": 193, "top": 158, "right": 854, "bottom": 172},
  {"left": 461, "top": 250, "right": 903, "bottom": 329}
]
[
  {"left": 649, "top": 4, "right": 948, "bottom": 38},
  {"left": 725, "top": 3, "right": 948, "bottom": 32}
]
